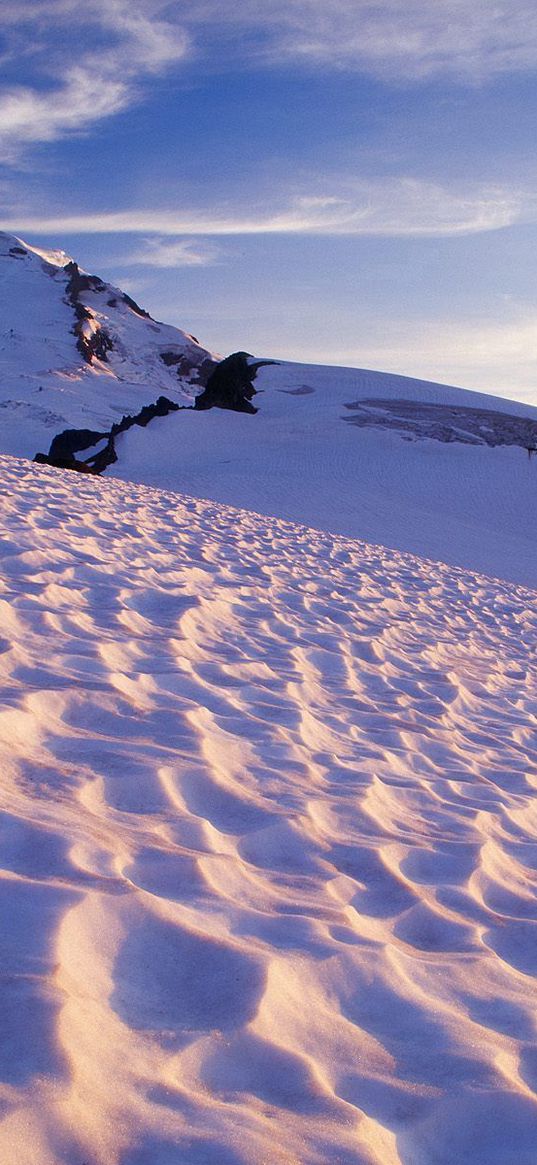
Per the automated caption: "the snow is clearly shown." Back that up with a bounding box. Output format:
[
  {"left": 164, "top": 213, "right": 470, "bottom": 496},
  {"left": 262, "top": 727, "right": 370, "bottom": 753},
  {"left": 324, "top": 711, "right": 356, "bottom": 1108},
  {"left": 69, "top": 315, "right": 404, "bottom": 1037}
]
[
  {"left": 1, "top": 231, "right": 535, "bottom": 586},
  {"left": 111, "top": 359, "right": 537, "bottom": 587},
  {"left": 1, "top": 233, "right": 537, "bottom": 1161},
  {"left": 0, "top": 453, "right": 536, "bottom": 1165}
]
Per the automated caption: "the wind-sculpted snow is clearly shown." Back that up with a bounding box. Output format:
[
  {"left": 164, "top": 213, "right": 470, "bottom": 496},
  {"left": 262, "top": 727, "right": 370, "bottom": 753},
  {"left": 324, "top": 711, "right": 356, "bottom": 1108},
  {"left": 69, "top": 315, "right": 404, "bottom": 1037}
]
[{"left": 0, "top": 454, "right": 536, "bottom": 1165}]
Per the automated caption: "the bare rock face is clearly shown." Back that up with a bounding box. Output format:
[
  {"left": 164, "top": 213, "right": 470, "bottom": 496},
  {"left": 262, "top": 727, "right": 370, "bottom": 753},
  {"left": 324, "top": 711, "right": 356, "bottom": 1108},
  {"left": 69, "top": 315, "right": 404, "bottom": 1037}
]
[
  {"left": 63, "top": 261, "right": 114, "bottom": 364},
  {"left": 35, "top": 396, "right": 183, "bottom": 474},
  {"left": 160, "top": 350, "right": 216, "bottom": 386},
  {"left": 195, "top": 352, "right": 276, "bottom": 414}
]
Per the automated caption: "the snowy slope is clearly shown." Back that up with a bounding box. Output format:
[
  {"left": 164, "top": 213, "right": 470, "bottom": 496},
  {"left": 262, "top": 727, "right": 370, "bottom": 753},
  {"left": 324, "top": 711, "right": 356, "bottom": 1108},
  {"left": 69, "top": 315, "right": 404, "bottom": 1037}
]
[
  {"left": 0, "top": 232, "right": 216, "bottom": 458},
  {"left": 1, "top": 231, "right": 535, "bottom": 585},
  {"left": 111, "top": 359, "right": 537, "bottom": 587},
  {"left": 0, "top": 453, "right": 536, "bottom": 1165}
]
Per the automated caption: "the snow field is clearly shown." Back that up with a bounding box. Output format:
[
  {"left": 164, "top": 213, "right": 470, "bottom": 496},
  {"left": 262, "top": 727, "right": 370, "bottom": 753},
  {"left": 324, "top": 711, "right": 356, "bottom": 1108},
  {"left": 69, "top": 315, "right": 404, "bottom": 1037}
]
[
  {"left": 0, "top": 454, "right": 536, "bottom": 1164},
  {"left": 111, "top": 359, "right": 537, "bottom": 588}
]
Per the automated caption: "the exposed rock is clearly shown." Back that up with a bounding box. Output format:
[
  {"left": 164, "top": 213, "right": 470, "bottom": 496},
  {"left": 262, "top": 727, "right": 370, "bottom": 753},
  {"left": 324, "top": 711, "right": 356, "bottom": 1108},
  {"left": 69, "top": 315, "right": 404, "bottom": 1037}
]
[
  {"left": 193, "top": 357, "right": 218, "bottom": 387},
  {"left": 63, "top": 261, "right": 107, "bottom": 297},
  {"left": 35, "top": 396, "right": 182, "bottom": 475},
  {"left": 122, "top": 292, "right": 151, "bottom": 319},
  {"left": 63, "top": 261, "right": 114, "bottom": 364},
  {"left": 106, "top": 290, "right": 153, "bottom": 320},
  {"left": 48, "top": 427, "right": 108, "bottom": 460},
  {"left": 160, "top": 350, "right": 217, "bottom": 387},
  {"left": 160, "top": 350, "right": 185, "bottom": 367},
  {"left": 194, "top": 352, "right": 276, "bottom": 414}
]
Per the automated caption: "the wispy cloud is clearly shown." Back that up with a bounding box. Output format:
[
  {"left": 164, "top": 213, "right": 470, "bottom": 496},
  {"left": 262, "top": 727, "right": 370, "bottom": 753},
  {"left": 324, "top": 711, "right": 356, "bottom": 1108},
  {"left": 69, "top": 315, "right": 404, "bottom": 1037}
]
[
  {"left": 0, "top": 1, "right": 188, "bottom": 160},
  {"left": 117, "top": 237, "right": 221, "bottom": 268},
  {"left": 3, "top": 179, "right": 530, "bottom": 239},
  {"left": 178, "top": 0, "right": 537, "bottom": 82},
  {"left": 2, "top": 0, "right": 537, "bottom": 164}
]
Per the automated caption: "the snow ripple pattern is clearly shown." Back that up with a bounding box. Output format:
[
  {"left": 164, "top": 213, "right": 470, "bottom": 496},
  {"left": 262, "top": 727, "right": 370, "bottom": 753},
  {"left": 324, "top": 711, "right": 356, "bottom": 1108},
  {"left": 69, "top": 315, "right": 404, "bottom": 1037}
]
[{"left": 0, "top": 455, "right": 536, "bottom": 1165}]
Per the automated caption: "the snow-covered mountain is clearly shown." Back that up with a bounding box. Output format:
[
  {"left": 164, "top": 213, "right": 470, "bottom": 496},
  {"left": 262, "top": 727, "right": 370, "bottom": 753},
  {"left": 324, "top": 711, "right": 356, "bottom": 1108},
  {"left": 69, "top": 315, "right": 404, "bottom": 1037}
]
[
  {"left": 111, "top": 358, "right": 537, "bottom": 587},
  {"left": 1, "top": 230, "right": 536, "bottom": 588},
  {"left": 0, "top": 231, "right": 216, "bottom": 461}
]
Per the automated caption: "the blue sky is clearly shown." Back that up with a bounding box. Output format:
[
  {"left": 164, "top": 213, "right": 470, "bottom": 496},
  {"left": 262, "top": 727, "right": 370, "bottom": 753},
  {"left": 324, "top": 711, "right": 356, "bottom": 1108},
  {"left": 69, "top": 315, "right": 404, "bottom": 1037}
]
[{"left": 2, "top": 0, "right": 537, "bottom": 403}]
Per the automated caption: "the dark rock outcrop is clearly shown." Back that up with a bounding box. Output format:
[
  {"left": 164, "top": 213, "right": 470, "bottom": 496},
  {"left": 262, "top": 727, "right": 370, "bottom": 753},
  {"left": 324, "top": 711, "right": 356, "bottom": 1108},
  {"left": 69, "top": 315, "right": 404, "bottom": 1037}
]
[
  {"left": 34, "top": 348, "right": 276, "bottom": 477},
  {"left": 63, "top": 260, "right": 114, "bottom": 364},
  {"left": 35, "top": 396, "right": 181, "bottom": 475},
  {"left": 160, "top": 350, "right": 216, "bottom": 386},
  {"left": 160, "top": 351, "right": 185, "bottom": 367},
  {"left": 121, "top": 292, "right": 151, "bottom": 319},
  {"left": 194, "top": 352, "right": 275, "bottom": 414}
]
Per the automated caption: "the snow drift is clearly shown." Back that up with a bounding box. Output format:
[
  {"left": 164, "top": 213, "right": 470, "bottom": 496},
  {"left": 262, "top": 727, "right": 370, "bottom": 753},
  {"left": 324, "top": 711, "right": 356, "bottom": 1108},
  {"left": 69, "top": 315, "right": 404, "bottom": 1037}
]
[{"left": 0, "top": 454, "right": 536, "bottom": 1165}]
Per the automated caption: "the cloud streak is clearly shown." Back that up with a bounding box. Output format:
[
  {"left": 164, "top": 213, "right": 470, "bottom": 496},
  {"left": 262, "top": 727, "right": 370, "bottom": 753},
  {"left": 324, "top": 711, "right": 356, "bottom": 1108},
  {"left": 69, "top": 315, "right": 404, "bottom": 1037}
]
[
  {"left": 117, "top": 237, "right": 221, "bottom": 268},
  {"left": 178, "top": 0, "right": 537, "bottom": 82},
  {"left": 0, "top": 1, "right": 188, "bottom": 159},
  {"left": 302, "top": 312, "right": 537, "bottom": 401},
  {"left": 3, "top": 180, "right": 530, "bottom": 240}
]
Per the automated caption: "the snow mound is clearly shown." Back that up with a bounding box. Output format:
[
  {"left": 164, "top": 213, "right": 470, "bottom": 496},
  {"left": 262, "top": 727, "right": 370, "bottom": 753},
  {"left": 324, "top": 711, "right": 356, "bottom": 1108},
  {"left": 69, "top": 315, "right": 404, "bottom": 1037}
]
[{"left": 0, "top": 453, "right": 536, "bottom": 1165}]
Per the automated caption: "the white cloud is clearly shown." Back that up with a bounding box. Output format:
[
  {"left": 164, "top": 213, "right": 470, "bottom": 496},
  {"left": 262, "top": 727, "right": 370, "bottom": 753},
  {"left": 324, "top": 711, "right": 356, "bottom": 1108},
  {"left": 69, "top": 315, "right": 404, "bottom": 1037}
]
[
  {"left": 1, "top": 0, "right": 537, "bottom": 163},
  {"left": 118, "top": 237, "right": 220, "bottom": 267},
  {"left": 0, "top": 0, "right": 533, "bottom": 161},
  {"left": 0, "top": 70, "right": 128, "bottom": 148},
  {"left": 177, "top": 0, "right": 537, "bottom": 82},
  {"left": 3, "top": 178, "right": 530, "bottom": 239},
  {"left": 0, "top": 0, "right": 188, "bottom": 159}
]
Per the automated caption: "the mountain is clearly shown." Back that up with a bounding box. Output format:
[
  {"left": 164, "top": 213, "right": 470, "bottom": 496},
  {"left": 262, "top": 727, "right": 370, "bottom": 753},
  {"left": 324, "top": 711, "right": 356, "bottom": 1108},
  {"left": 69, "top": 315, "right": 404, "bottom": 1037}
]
[
  {"left": 110, "top": 357, "right": 537, "bottom": 587},
  {"left": 1, "top": 232, "right": 536, "bottom": 586},
  {"left": 0, "top": 231, "right": 216, "bottom": 462}
]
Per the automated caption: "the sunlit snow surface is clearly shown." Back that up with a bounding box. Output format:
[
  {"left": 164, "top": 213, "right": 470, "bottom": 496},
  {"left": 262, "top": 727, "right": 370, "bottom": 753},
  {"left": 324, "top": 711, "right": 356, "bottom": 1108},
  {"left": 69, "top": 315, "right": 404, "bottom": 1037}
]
[{"left": 1, "top": 455, "right": 536, "bottom": 1165}]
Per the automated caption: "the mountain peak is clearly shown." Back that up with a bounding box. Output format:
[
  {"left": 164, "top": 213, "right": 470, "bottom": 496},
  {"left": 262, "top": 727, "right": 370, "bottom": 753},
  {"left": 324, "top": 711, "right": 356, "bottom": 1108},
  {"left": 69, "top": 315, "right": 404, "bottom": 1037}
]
[
  {"left": 0, "top": 231, "right": 75, "bottom": 269},
  {"left": 0, "top": 233, "right": 218, "bottom": 463}
]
